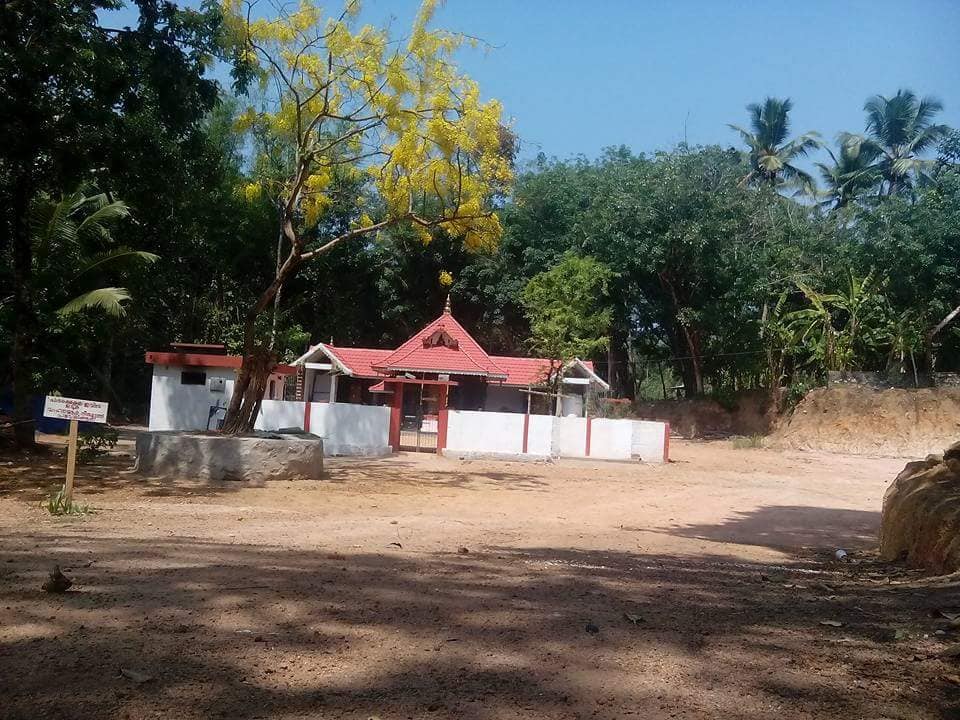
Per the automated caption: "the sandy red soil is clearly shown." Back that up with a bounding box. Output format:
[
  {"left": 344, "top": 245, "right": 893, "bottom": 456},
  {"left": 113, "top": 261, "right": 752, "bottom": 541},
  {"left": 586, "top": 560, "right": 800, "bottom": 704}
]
[{"left": 1, "top": 439, "right": 958, "bottom": 719}]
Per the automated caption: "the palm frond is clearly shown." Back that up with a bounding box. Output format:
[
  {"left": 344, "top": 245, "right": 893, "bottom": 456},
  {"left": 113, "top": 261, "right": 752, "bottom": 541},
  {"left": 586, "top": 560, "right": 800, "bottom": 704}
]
[
  {"left": 906, "top": 123, "right": 950, "bottom": 155},
  {"left": 29, "top": 193, "right": 79, "bottom": 260},
  {"left": 73, "top": 247, "right": 159, "bottom": 279},
  {"left": 76, "top": 199, "right": 131, "bottom": 242},
  {"left": 58, "top": 287, "right": 132, "bottom": 318},
  {"left": 913, "top": 95, "right": 945, "bottom": 128}
]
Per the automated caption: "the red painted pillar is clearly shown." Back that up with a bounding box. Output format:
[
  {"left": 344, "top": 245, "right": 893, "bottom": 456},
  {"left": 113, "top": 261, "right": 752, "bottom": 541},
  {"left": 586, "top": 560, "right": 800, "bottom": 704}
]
[
  {"left": 585, "top": 416, "right": 593, "bottom": 457},
  {"left": 389, "top": 382, "right": 404, "bottom": 451},
  {"left": 303, "top": 400, "right": 312, "bottom": 434},
  {"left": 436, "top": 384, "right": 449, "bottom": 453},
  {"left": 663, "top": 421, "right": 670, "bottom": 462},
  {"left": 522, "top": 412, "right": 530, "bottom": 454}
]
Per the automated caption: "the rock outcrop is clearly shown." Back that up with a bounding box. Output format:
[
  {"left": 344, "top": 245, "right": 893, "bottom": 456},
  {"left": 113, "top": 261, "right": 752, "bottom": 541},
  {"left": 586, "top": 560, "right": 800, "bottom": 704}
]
[{"left": 879, "top": 441, "right": 960, "bottom": 574}]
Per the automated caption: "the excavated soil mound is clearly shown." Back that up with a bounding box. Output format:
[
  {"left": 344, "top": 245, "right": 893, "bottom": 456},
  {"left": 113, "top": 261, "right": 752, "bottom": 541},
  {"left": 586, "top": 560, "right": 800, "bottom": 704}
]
[
  {"left": 771, "top": 386, "right": 960, "bottom": 457},
  {"left": 879, "top": 442, "right": 960, "bottom": 574}
]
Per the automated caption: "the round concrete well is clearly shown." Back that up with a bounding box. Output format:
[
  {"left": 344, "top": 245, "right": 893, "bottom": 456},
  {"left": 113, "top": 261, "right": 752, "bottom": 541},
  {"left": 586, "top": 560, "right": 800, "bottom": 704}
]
[{"left": 135, "top": 431, "right": 324, "bottom": 482}]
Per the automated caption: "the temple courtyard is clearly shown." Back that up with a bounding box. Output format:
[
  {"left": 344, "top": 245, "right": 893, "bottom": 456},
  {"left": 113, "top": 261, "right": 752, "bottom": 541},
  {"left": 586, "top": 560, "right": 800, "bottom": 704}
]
[{"left": 1, "top": 441, "right": 958, "bottom": 719}]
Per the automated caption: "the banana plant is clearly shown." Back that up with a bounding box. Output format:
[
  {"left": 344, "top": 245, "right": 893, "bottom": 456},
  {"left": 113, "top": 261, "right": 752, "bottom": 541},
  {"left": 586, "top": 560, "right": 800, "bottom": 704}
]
[{"left": 783, "top": 270, "right": 893, "bottom": 372}]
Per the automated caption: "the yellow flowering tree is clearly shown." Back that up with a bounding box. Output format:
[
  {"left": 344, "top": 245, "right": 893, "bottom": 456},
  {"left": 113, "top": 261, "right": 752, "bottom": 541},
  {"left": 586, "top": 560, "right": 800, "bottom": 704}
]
[{"left": 219, "top": 0, "right": 512, "bottom": 432}]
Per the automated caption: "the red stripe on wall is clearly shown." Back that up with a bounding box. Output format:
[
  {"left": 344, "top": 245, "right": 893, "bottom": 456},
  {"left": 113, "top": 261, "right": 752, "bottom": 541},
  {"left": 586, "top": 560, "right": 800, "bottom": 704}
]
[
  {"left": 585, "top": 416, "right": 592, "bottom": 457},
  {"left": 522, "top": 412, "right": 530, "bottom": 453},
  {"left": 663, "top": 422, "right": 670, "bottom": 462},
  {"left": 303, "top": 401, "right": 312, "bottom": 434}
]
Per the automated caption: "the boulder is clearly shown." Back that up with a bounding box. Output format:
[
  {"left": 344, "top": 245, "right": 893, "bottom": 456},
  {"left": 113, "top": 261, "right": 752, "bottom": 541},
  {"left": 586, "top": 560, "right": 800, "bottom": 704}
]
[
  {"left": 879, "top": 444, "right": 960, "bottom": 574},
  {"left": 135, "top": 431, "right": 323, "bottom": 483}
]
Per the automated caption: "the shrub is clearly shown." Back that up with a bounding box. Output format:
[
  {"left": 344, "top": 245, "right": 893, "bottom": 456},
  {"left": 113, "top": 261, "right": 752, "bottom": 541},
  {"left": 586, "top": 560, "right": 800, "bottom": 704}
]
[{"left": 78, "top": 426, "right": 119, "bottom": 463}]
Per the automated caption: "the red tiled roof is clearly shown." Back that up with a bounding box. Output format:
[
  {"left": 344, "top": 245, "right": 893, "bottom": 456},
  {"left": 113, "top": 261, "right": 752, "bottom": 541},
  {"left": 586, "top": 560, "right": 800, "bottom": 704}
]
[
  {"left": 486, "top": 357, "right": 597, "bottom": 386},
  {"left": 304, "top": 314, "right": 603, "bottom": 387},
  {"left": 322, "top": 346, "right": 391, "bottom": 378},
  {"left": 371, "top": 310, "right": 508, "bottom": 379},
  {"left": 487, "top": 356, "right": 551, "bottom": 386}
]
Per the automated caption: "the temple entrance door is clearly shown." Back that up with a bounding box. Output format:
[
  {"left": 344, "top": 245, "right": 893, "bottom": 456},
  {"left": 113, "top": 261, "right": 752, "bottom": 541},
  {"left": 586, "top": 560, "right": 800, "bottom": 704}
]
[{"left": 399, "top": 383, "right": 439, "bottom": 452}]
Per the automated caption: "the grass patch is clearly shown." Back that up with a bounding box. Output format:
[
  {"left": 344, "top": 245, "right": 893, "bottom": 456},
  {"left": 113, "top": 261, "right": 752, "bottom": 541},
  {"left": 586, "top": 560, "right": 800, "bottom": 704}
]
[
  {"left": 731, "top": 434, "right": 765, "bottom": 449},
  {"left": 44, "top": 486, "right": 92, "bottom": 516}
]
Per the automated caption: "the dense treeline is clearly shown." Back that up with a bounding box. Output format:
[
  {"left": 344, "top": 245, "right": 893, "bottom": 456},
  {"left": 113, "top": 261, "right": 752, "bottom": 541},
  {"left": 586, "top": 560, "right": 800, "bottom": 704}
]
[{"left": 1, "top": 1, "right": 958, "bottom": 442}]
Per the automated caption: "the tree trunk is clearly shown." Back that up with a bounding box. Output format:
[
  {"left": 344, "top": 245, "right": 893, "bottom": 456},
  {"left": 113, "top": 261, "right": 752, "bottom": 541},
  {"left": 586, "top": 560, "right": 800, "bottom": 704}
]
[
  {"left": 11, "top": 182, "right": 35, "bottom": 447},
  {"left": 680, "top": 324, "right": 704, "bottom": 397},
  {"left": 606, "top": 324, "right": 634, "bottom": 400},
  {"left": 658, "top": 271, "right": 703, "bottom": 397},
  {"left": 220, "top": 343, "right": 276, "bottom": 434}
]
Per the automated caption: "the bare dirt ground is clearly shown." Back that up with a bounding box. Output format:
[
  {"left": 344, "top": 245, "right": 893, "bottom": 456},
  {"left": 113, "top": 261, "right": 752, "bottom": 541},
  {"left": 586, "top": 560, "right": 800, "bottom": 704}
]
[{"left": 1, "top": 438, "right": 959, "bottom": 719}]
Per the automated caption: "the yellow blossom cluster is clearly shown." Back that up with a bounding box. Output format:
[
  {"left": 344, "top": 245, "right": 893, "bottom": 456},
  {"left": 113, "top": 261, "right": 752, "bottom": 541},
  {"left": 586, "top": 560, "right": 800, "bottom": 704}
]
[{"left": 221, "top": 0, "right": 512, "bottom": 250}]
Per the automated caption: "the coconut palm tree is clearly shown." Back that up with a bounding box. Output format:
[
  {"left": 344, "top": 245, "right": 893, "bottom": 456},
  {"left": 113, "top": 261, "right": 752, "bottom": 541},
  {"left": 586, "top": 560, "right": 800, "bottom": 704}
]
[
  {"left": 815, "top": 134, "right": 881, "bottom": 209},
  {"left": 729, "top": 97, "right": 821, "bottom": 193},
  {"left": 29, "top": 187, "right": 157, "bottom": 316},
  {"left": 858, "top": 89, "right": 950, "bottom": 196},
  {"left": 8, "top": 186, "right": 157, "bottom": 447}
]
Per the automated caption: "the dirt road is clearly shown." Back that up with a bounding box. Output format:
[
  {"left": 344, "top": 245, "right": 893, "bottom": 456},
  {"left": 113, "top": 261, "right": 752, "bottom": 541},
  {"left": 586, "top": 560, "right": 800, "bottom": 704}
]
[{"left": 1, "top": 441, "right": 957, "bottom": 719}]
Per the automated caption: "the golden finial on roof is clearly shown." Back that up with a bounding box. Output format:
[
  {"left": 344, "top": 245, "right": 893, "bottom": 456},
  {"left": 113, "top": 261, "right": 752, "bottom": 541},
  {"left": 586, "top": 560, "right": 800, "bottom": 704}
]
[{"left": 443, "top": 293, "right": 452, "bottom": 314}]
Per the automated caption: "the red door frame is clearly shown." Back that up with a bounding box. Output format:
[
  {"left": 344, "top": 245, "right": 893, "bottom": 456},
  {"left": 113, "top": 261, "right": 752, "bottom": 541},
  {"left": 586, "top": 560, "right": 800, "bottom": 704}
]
[
  {"left": 385, "top": 378, "right": 454, "bottom": 453},
  {"left": 436, "top": 384, "right": 449, "bottom": 452},
  {"left": 388, "top": 382, "right": 404, "bottom": 451}
]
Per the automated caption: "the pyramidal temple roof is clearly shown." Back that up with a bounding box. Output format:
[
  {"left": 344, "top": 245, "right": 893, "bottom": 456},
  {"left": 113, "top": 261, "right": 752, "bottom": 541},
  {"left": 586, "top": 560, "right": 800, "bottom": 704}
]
[{"left": 371, "top": 302, "right": 508, "bottom": 379}]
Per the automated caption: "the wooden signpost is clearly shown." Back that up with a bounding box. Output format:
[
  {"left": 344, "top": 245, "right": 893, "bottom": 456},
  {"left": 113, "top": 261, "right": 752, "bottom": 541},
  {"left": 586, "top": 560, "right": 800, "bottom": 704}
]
[{"left": 42, "top": 396, "right": 109, "bottom": 503}]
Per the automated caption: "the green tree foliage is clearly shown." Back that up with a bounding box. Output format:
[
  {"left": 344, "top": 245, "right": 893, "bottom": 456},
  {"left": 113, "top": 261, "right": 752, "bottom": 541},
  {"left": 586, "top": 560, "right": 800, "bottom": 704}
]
[
  {"left": 0, "top": 0, "right": 224, "bottom": 444},
  {"left": 2, "top": 1, "right": 957, "bottom": 433},
  {"left": 521, "top": 254, "right": 613, "bottom": 400}
]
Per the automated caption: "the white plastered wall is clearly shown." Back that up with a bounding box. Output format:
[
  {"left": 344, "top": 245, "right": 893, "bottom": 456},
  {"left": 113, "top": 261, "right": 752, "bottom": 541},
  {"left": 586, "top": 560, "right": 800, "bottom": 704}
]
[
  {"left": 255, "top": 400, "right": 306, "bottom": 431},
  {"left": 590, "top": 418, "right": 635, "bottom": 460},
  {"left": 631, "top": 420, "right": 669, "bottom": 463},
  {"left": 308, "top": 402, "right": 390, "bottom": 455},
  {"left": 148, "top": 365, "right": 237, "bottom": 431},
  {"left": 446, "top": 410, "right": 526, "bottom": 454},
  {"left": 552, "top": 416, "right": 587, "bottom": 457}
]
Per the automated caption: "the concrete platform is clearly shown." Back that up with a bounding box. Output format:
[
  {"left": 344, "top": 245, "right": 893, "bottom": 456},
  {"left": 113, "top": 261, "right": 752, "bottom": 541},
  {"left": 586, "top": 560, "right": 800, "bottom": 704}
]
[{"left": 135, "top": 431, "right": 324, "bottom": 482}]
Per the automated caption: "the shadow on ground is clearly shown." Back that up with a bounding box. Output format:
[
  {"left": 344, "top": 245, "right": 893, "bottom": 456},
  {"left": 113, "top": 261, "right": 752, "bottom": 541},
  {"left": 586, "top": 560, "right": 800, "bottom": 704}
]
[
  {"left": 0, "top": 451, "right": 549, "bottom": 503},
  {"left": 1, "top": 536, "right": 957, "bottom": 720},
  {"left": 649, "top": 505, "right": 882, "bottom": 552}
]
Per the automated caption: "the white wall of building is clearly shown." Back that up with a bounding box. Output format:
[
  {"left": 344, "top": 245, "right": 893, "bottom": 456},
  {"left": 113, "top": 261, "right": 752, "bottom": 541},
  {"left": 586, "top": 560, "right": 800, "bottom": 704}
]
[
  {"left": 148, "top": 365, "right": 237, "bottom": 431},
  {"left": 631, "top": 420, "right": 669, "bottom": 463},
  {"left": 446, "top": 409, "right": 526, "bottom": 454},
  {"left": 560, "top": 393, "right": 584, "bottom": 417},
  {"left": 148, "top": 366, "right": 287, "bottom": 432}
]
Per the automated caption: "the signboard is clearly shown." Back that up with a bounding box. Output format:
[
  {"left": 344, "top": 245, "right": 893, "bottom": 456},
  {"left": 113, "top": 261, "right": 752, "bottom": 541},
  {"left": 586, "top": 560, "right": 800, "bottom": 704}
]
[
  {"left": 42, "top": 395, "right": 109, "bottom": 505},
  {"left": 43, "top": 396, "right": 109, "bottom": 424}
]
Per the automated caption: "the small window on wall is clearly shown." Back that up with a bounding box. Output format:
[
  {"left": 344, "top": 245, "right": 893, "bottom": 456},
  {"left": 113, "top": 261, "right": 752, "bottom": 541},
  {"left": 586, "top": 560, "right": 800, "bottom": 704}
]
[{"left": 180, "top": 370, "right": 207, "bottom": 385}]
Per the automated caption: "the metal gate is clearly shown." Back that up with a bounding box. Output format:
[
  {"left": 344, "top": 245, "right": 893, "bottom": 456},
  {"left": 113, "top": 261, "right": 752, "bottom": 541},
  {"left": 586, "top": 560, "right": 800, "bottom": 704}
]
[{"left": 399, "top": 383, "right": 439, "bottom": 452}]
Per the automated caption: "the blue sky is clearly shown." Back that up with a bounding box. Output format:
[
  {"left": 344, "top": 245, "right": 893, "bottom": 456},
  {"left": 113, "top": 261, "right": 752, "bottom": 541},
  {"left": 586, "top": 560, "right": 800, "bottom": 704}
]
[{"left": 106, "top": 0, "right": 960, "bottom": 167}]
